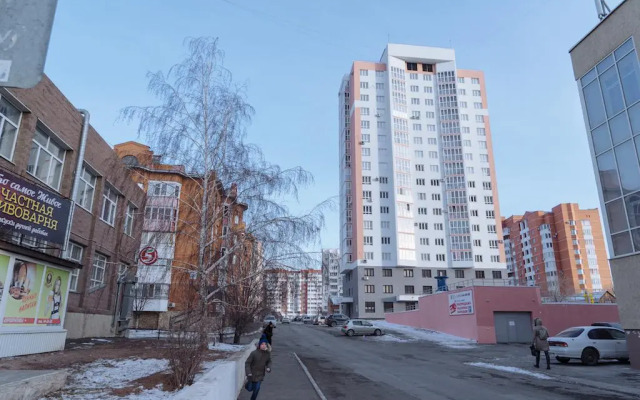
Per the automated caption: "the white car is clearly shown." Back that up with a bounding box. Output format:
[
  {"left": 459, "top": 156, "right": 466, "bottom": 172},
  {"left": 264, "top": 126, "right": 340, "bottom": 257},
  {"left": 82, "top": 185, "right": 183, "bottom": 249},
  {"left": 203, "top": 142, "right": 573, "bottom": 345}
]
[
  {"left": 263, "top": 315, "right": 277, "bottom": 327},
  {"left": 302, "top": 315, "right": 314, "bottom": 324},
  {"left": 548, "top": 326, "right": 629, "bottom": 365},
  {"left": 281, "top": 317, "right": 291, "bottom": 324},
  {"left": 341, "top": 320, "right": 383, "bottom": 337}
]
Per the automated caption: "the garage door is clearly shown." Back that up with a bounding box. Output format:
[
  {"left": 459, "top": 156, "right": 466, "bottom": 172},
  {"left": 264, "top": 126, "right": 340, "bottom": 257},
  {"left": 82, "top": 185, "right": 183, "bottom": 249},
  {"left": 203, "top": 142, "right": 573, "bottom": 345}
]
[{"left": 494, "top": 312, "right": 532, "bottom": 343}]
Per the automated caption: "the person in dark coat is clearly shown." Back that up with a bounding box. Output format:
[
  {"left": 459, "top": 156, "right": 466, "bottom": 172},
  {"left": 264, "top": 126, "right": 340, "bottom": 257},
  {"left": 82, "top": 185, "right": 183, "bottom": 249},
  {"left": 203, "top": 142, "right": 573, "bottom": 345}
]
[
  {"left": 245, "top": 337, "right": 272, "bottom": 400},
  {"left": 532, "top": 317, "right": 551, "bottom": 369},
  {"left": 263, "top": 322, "right": 274, "bottom": 345}
]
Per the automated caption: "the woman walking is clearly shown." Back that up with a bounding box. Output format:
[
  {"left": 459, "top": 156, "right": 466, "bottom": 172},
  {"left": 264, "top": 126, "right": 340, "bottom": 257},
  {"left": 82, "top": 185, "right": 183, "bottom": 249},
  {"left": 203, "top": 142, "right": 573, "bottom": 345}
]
[{"left": 532, "top": 318, "right": 551, "bottom": 370}]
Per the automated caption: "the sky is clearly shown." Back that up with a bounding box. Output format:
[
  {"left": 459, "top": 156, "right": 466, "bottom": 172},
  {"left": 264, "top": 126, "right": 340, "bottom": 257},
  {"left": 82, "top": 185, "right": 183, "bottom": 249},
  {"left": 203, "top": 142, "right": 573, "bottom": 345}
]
[{"left": 42, "top": 0, "right": 624, "bottom": 251}]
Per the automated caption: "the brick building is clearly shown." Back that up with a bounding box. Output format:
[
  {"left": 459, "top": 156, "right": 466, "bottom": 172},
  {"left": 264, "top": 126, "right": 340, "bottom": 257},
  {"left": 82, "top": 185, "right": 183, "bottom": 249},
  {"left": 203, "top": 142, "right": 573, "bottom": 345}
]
[
  {"left": 0, "top": 77, "right": 145, "bottom": 357},
  {"left": 264, "top": 267, "right": 322, "bottom": 316},
  {"left": 113, "top": 141, "right": 249, "bottom": 330},
  {"left": 502, "top": 203, "right": 612, "bottom": 298}
]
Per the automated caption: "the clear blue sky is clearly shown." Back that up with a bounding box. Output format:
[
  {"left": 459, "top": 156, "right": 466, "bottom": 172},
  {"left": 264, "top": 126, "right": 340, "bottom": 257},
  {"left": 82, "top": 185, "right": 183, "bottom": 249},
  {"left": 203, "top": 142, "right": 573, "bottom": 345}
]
[{"left": 44, "top": 0, "right": 623, "bottom": 250}]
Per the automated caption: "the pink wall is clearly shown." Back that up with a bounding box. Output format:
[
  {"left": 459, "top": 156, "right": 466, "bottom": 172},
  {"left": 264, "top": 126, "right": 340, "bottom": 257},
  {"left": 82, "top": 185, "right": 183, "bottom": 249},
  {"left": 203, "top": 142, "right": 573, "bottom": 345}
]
[{"left": 385, "top": 286, "right": 620, "bottom": 344}]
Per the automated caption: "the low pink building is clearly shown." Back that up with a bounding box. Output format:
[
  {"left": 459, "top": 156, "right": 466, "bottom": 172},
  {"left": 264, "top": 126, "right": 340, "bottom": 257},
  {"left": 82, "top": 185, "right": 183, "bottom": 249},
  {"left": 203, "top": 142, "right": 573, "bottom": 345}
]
[{"left": 385, "top": 285, "right": 620, "bottom": 344}]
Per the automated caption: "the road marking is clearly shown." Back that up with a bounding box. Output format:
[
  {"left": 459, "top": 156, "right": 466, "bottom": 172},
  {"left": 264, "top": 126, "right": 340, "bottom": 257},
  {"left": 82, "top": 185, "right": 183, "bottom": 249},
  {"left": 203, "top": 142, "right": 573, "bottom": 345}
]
[{"left": 293, "top": 352, "right": 328, "bottom": 400}]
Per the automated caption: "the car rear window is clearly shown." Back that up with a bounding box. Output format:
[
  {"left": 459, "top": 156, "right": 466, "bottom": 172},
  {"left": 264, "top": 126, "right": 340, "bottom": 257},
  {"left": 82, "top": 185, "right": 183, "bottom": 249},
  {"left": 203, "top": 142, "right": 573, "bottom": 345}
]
[{"left": 556, "top": 328, "right": 584, "bottom": 338}]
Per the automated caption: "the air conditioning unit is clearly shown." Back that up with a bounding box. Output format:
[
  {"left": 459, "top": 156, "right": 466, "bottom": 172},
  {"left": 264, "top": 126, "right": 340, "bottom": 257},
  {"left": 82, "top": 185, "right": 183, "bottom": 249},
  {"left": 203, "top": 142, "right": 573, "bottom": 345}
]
[
  {"left": 168, "top": 302, "right": 176, "bottom": 308},
  {"left": 375, "top": 114, "right": 381, "bottom": 118},
  {"left": 362, "top": 276, "right": 369, "bottom": 280}
]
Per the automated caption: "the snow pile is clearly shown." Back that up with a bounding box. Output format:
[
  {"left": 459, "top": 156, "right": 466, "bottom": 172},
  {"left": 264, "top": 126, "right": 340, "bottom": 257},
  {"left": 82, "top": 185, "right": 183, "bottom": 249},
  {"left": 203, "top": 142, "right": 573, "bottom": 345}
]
[
  {"left": 372, "top": 321, "right": 476, "bottom": 349},
  {"left": 467, "top": 362, "right": 551, "bottom": 380},
  {"left": 368, "top": 333, "right": 409, "bottom": 343},
  {"left": 208, "top": 342, "right": 247, "bottom": 352}
]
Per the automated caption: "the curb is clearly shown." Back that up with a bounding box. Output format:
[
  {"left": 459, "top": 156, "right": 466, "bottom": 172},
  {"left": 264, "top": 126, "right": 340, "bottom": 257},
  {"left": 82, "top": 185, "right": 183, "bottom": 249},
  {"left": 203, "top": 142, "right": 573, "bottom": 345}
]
[{"left": 293, "top": 352, "right": 328, "bottom": 400}]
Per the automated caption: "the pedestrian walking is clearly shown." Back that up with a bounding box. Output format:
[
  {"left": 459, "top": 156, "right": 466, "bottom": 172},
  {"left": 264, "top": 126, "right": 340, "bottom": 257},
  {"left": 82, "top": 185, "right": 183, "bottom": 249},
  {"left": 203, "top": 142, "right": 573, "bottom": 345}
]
[
  {"left": 263, "top": 322, "right": 274, "bottom": 345},
  {"left": 245, "top": 337, "right": 272, "bottom": 400},
  {"left": 532, "top": 317, "right": 551, "bottom": 370}
]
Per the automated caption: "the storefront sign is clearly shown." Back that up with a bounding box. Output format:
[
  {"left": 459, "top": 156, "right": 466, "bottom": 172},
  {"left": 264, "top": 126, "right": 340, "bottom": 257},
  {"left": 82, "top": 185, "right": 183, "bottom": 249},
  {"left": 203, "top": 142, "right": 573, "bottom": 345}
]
[
  {"left": 3, "top": 259, "right": 43, "bottom": 325},
  {"left": 448, "top": 290, "right": 474, "bottom": 316},
  {"left": 0, "top": 169, "right": 71, "bottom": 246}
]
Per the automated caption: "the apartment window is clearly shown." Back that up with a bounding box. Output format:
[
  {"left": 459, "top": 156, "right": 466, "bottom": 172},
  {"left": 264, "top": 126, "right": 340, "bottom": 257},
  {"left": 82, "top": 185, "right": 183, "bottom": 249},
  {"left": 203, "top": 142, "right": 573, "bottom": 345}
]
[
  {"left": 486, "top": 211, "right": 495, "bottom": 219},
  {"left": 361, "top": 120, "right": 370, "bottom": 129},
  {"left": 364, "top": 220, "right": 373, "bottom": 230},
  {"left": 75, "top": 166, "right": 97, "bottom": 211},
  {"left": 363, "top": 205, "right": 372, "bottom": 214},
  {"left": 363, "top": 176, "right": 371, "bottom": 184},
  {"left": 382, "top": 252, "right": 391, "bottom": 260},
  {"left": 381, "top": 237, "right": 391, "bottom": 244},
  {"left": 415, "top": 150, "right": 424, "bottom": 158},
  {"left": 473, "top": 90, "right": 482, "bottom": 96},
  {"left": 459, "top": 89, "right": 467, "bottom": 95},
  {"left": 364, "top": 236, "right": 373, "bottom": 245},
  {"left": 472, "top": 224, "right": 480, "bottom": 232},
  {"left": 364, "top": 252, "right": 374, "bottom": 260},
  {"left": 383, "top": 285, "right": 393, "bottom": 293},
  {"left": 64, "top": 241, "right": 84, "bottom": 263},
  {"left": 461, "top": 114, "right": 469, "bottom": 121},
  {"left": 376, "top": 83, "right": 384, "bottom": 90},
  {"left": 422, "top": 269, "right": 432, "bottom": 278},
  {"left": 431, "top": 179, "right": 440, "bottom": 187},
  {"left": 420, "top": 238, "right": 429, "bottom": 245},
  {"left": 489, "top": 240, "right": 498, "bottom": 249},
  {"left": 475, "top": 255, "right": 483, "bottom": 263},
  {"left": 100, "top": 186, "right": 118, "bottom": 226},
  {"left": 488, "top": 225, "right": 497, "bottom": 233},
  {"left": 420, "top": 253, "right": 429, "bottom": 261},
  {"left": 362, "top": 147, "right": 371, "bottom": 157},
  {"left": 434, "top": 223, "right": 444, "bottom": 231},
  {"left": 0, "top": 96, "right": 21, "bottom": 161},
  {"left": 436, "top": 254, "right": 446, "bottom": 261},
  {"left": 437, "top": 270, "right": 447, "bottom": 277},
  {"left": 426, "top": 111, "right": 435, "bottom": 118},
  {"left": 360, "top": 69, "right": 368, "bottom": 76},
  {"left": 477, "top": 128, "right": 486, "bottom": 136},
  {"left": 27, "top": 129, "right": 66, "bottom": 190},
  {"left": 463, "top": 140, "right": 472, "bottom": 147},
  {"left": 415, "top": 164, "right": 425, "bottom": 172},
  {"left": 381, "top": 221, "right": 390, "bottom": 228},
  {"left": 433, "top": 208, "right": 442, "bottom": 215},
  {"left": 404, "top": 285, "right": 415, "bottom": 294},
  {"left": 455, "top": 270, "right": 465, "bottom": 279},
  {"left": 406, "top": 302, "right": 417, "bottom": 311},
  {"left": 432, "top": 193, "right": 441, "bottom": 201},
  {"left": 365, "top": 302, "right": 376, "bottom": 313},
  {"left": 414, "top": 137, "right": 423, "bottom": 145},
  {"left": 383, "top": 268, "right": 392, "bottom": 277},
  {"left": 360, "top": 94, "right": 369, "bottom": 101},
  {"left": 361, "top": 107, "right": 370, "bottom": 116},
  {"left": 472, "top": 78, "right": 480, "bottom": 84},
  {"left": 475, "top": 270, "right": 485, "bottom": 279},
  {"left": 435, "top": 238, "right": 445, "bottom": 246},
  {"left": 69, "top": 269, "right": 80, "bottom": 292},
  {"left": 427, "top": 125, "right": 436, "bottom": 132},
  {"left": 484, "top": 196, "right": 493, "bottom": 204},
  {"left": 491, "top": 255, "right": 501, "bottom": 262},
  {"left": 91, "top": 253, "right": 107, "bottom": 288},
  {"left": 474, "top": 102, "right": 483, "bottom": 109},
  {"left": 362, "top": 161, "right": 371, "bottom": 170},
  {"left": 380, "top": 206, "right": 389, "bottom": 214},
  {"left": 422, "top": 286, "right": 433, "bottom": 295},
  {"left": 411, "top": 98, "right": 420, "bottom": 105},
  {"left": 464, "top": 153, "right": 473, "bottom": 161},
  {"left": 457, "top": 77, "right": 465, "bottom": 83},
  {"left": 478, "top": 141, "right": 488, "bottom": 149},
  {"left": 461, "top": 127, "right": 470, "bottom": 133},
  {"left": 475, "top": 115, "right": 485, "bottom": 123},
  {"left": 418, "top": 192, "right": 427, "bottom": 200},
  {"left": 469, "top": 195, "right": 477, "bottom": 202},
  {"left": 418, "top": 207, "right": 428, "bottom": 215},
  {"left": 124, "top": 203, "right": 135, "bottom": 236},
  {"left": 360, "top": 82, "right": 369, "bottom": 89},
  {"left": 365, "top": 285, "right": 375, "bottom": 293},
  {"left": 424, "top": 86, "right": 433, "bottom": 93},
  {"left": 150, "top": 182, "right": 180, "bottom": 197},
  {"left": 418, "top": 222, "right": 428, "bottom": 230},
  {"left": 404, "top": 269, "right": 414, "bottom": 277}
]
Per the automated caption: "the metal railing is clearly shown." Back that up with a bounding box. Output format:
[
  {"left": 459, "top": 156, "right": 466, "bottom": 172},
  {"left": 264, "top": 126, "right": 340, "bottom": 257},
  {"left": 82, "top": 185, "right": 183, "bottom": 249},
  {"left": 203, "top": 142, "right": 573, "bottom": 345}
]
[{"left": 439, "top": 278, "right": 527, "bottom": 293}]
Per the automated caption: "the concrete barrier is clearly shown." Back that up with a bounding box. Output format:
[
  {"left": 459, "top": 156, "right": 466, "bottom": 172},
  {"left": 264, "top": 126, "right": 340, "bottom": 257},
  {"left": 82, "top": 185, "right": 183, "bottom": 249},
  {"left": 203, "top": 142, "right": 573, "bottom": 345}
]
[
  {"left": 173, "top": 339, "right": 257, "bottom": 400},
  {"left": 0, "top": 370, "right": 68, "bottom": 400}
]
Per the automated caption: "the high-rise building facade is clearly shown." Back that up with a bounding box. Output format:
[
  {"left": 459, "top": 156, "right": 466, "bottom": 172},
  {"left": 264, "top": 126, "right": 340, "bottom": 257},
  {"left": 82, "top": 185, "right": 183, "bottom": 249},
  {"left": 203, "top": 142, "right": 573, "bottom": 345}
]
[
  {"left": 339, "top": 44, "right": 507, "bottom": 318},
  {"left": 569, "top": 0, "right": 640, "bottom": 368},
  {"left": 321, "top": 248, "right": 342, "bottom": 312},
  {"left": 502, "top": 203, "right": 612, "bottom": 297},
  {"left": 265, "top": 268, "right": 322, "bottom": 316}
]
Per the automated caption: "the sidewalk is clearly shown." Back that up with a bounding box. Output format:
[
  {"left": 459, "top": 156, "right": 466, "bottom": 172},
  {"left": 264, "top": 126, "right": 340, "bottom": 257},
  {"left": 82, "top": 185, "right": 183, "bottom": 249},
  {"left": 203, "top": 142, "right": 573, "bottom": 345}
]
[{"left": 237, "top": 349, "right": 319, "bottom": 400}]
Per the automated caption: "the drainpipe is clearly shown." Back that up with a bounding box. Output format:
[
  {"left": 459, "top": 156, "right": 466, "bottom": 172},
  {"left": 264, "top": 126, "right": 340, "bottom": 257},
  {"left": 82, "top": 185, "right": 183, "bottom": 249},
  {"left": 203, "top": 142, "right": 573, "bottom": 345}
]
[{"left": 63, "top": 109, "right": 90, "bottom": 253}]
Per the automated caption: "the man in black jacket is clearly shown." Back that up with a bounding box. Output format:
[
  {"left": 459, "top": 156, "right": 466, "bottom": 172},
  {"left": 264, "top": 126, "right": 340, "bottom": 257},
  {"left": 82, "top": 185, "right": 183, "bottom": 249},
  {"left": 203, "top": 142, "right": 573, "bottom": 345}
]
[
  {"left": 245, "top": 337, "right": 272, "bottom": 400},
  {"left": 263, "top": 322, "right": 275, "bottom": 345}
]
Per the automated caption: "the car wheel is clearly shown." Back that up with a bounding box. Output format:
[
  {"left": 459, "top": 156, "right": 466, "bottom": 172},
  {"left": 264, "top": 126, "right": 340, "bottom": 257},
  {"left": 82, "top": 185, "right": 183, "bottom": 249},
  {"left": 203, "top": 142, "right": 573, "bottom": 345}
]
[
  {"left": 374, "top": 329, "right": 382, "bottom": 336},
  {"left": 581, "top": 348, "right": 599, "bottom": 366},
  {"left": 617, "top": 358, "right": 630, "bottom": 363},
  {"left": 346, "top": 329, "right": 354, "bottom": 337},
  {"left": 556, "top": 357, "right": 570, "bottom": 364},
  {"left": 331, "top": 322, "right": 337, "bottom": 327}
]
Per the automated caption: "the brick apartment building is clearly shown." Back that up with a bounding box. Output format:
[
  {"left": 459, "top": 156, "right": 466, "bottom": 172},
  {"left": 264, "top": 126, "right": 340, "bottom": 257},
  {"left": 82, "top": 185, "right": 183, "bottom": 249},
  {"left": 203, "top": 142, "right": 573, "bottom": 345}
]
[
  {"left": 502, "top": 203, "right": 612, "bottom": 298},
  {"left": 265, "top": 267, "right": 322, "bottom": 317},
  {"left": 114, "top": 142, "right": 249, "bottom": 330},
  {"left": 0, "top": 77, "right": 145, "bottom": 357}
]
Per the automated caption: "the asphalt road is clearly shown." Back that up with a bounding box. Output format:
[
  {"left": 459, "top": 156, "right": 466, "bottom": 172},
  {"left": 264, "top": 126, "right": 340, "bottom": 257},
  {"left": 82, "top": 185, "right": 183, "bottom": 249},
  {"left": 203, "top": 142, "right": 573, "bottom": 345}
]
[{"left": 239, "top": 322, "right": 640, "bottom": 400}]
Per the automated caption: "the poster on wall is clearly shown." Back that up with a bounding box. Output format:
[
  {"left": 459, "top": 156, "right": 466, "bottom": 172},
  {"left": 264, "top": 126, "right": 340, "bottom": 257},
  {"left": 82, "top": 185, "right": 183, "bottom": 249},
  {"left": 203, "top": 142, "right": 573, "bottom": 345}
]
[
  {"left": 0, "top": 254, "right": 9, "bottom": 308},
  {"left": 448, "top": 290, "right": 474, "bottom": 316},
  {"left": 3, "top": 259, "right": 43, "bottom": 325},
  {"left": 37, "top": 266, "right": 69, "bottom": 325}
]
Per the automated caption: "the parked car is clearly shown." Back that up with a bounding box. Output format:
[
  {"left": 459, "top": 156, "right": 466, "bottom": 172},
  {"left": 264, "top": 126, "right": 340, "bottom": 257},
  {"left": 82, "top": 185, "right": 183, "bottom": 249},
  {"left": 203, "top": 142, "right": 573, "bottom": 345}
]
[
  {"left": 341, "top": 320, "right": 383, "bottom": 337},
  {"left": 326, "top": 313, "right": 350, "bottom": 327},
  {"left": 263, "top": 315, "right": 277, "bottom": 327},
  {"left": 302, "top": 315, "right": 314, "bottom": 324},
  {"left": 548, "top": 326, "right": 629, "bottom": 365},
  {"left": 281, "top": 317, "right": 291, "bottom": 324},
  {"left": 314, "top": 315, "right": 326, "bottom": 325},
  {"left": 591, "top": 322, "right": 623, "bottom": 330}
]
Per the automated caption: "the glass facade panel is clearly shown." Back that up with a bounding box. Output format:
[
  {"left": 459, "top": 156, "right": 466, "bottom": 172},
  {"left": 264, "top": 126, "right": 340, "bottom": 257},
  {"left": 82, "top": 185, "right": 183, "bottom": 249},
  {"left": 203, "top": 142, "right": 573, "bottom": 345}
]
[
  {"left": 597, "top": 55, "right": 615, "bottom": 74},
  {"left": 629, "top": 102, "right": 640, "bottom": 135},
  {"left": 615, "top": 139, "right": 640, "bottom": 194},
  {"left": 591, "top": 123, "right": 611, "bottom": 154},
  {"left": 612, "top": 231, "right": 633, "bottom": 256},
  {"left": 610, "top": 111, "right": 632, "bottom": 145},
  {"left": 597, "top": 150, "right": 622, "bottom": 201},
  {"left": 600, "top": 66, "right": 626, "bottom": 117},
  {"left": 631, "top": 227, "right": 640, "bottom": 253},
  {"left": 581, "top": 68, "right": 597, "bottom": 87},
  {"left": 615, "top": 39, "right": 634, "bottom": 60},
  {"left": 584, "top": 81, "right": 607, "bottom": 129},
  {"left": 617, "top": 51, "right": 640, "bottom": 106},
  {"left": 625, "top": 193, "right": 640, "bottom": 228},
  {"left": 606, "top": 198, "right": 629, "bottom": 233}
]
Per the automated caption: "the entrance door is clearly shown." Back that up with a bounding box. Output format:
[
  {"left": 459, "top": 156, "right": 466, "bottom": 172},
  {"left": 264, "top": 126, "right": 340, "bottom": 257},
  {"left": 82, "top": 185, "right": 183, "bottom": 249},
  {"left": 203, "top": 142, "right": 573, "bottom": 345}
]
[{"left": 494, "top": 312, "right": 533, "bottom": 343}]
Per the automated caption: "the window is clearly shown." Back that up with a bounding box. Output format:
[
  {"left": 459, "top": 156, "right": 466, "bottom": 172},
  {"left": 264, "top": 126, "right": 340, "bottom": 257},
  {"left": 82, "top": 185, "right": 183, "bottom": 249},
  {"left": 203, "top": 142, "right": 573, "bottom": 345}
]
[
  {"left": 364, "top": 251, "right": 374, "bottom": 260},
  {"left": 380, "top": 206, "right": 389, "bottom": 214},
  {"left": 436, "top": 254, "right": 446, "bottom": 261},
  {"left": 472, "top": 224, "right": 480, "bottom": 232},
  {"left": 383, "top": 268, "right": 392, "bottom": 277},
  {"left": 433, "top": 208, "right": 442, "bottom": 215},
  {"left": 422, "top": 269, "right": 432, "bottom": 278},
  {"left": 427, "top": 125, "right": 436, "bottom": 132},
  {"left": 0, "top": 96, "right": 21, "bottom": 160},
  {"left": 418, "top": 222, "right": 428, "bottom": 230},
  {"left": 488, "top": 225, "right": 497, "bottom": 233},
  {"left": 428, "top": 151, "right": 438, "bottom": 159},
  {"left": 361, "top": 120, "right": 370, "bottom": 129},
  {"left": 489, "top": 240, "right": 498, "bottom": 249},
  {"left": 382, "top": 252, "right": 391, "bottom": 260},
  {"left": 415, "top": 150, "right": 424, "bottom": 158},
  {"left": 461, "top": 114, "right": 469, "bottom": 121},
  {"left": 360, "top": 82, "right": 369, "bottom": 89},
  {"left": 492, "top": 271, "right": 502, "bottom": 279},
  {"left": 422, "top": 286, "right": 433, "bottom": 295},
  {"left": 461, "top": 127, "right": 470, "bottom": 133},
  {"left": 363, "top": 206, "right": 372, "bottom": 214},
  {"left": 74, "top": 169, "right": 101, "bottom": 218},
  {"left": 415, "top": 164, "right": 425, "bottom": 172},
  {"left": 69, "top": 269, "right": 79, "bottom": 292},
  {"left": 360, "top": 69, "right": 368, "bottom": 76},
  {"left": 463, "top": 140, "right": 472, "bottom": 147},
  {"left": 416, "top": 178, "right": 425, "bottom": 186},
  {"left": 418, "top": 207, "right": 428, "bottom": 215},
  {"left": 484, "top": 196, "right": 493, "bottom": 204},
  {"left": 475, "top": 270, "right": 485, "bottom": 279},
  {"left": 459, "top": 89, "right": 467, "bottom": 95},
  {"left": 376, "top": 82, "right": 384, "bottom": 90},
  {"left": 420, "top": 238, "right": 429, "bottom": 245},
  {"left": 381, "top": 221, "right": 390, "bottom": 228},
  {"left": 475, "top": 255, "right": 483, "bottom": 262},
  {"left": 363, "top": 176, "right": 371, "bottom": 185},
  {"left": 471, "top": 210, "right": 478, "bottom": 217},
  {"left": 365, "top": 302, "right": 376, "bottom": 313},
  {"left": 101, "top": 186, "right": 118, "bottom": 226},
  {"left": 404, "top": 285, "right": 415, "bottom": 294},
  {"left": 360, "top": 94, "right": 369, "bottom": 101},
  {"left": 411, "top": 98, "right": 420, "bottom": 105},
  {"left": 362, "top": 161, "right": 371, "bottom": 170},
  {"left": 383, "top": 285, "right": 393, "bottom": 293},
  {"left": 150, "top": 182, "right": 180, "bottom": 197},
  {"left": 473, "top": 90, "right": 482, "bottom": 96},
  {"left": 64, "top": 242, "right": 84, "bottom": 263},
  {"left": 472, "top": 78, "right": 480, "bottom": 84},
  {"left": 384, "top": 302, "right": 394, "bottom": 313},
  {"left": 124, "top": 203, "right": 135, "bottom": 236},
  {"left": 477, "top": 128, "right": 486, "bottom": 136},
  {"left": 432, "top": 193, "right": 441, "bottom": 201},
  {"left": 381, "top": 237, "right": 391, "bottom": 244},
  {"left": 475, "top": 115, "right": 485, "bottom": 123},
  {"left": 434, "top": 223, "right": 444, "bottom": 230},
  {"left": 474, "top": 102, "right": 483, "bottom": 109},
  {"left": 426, "top": 111, "right": 435, "bottom": 118},
  {"left": 404, "top": 269, "right": 414, "bottom": 277},
  {"left": 491, "top": 255, "right": 500, "bottom": 262},
  {"left": 455, "top": 270, "right": 465, "bottom": 279},
  {"left": 361, "top": 107, "right": 370, "bottom": 116},
  {"left": 431, "top": 179, "right": 440, "bottom": 187},
  {"left": 406, "top": 302, "right": 417, "bottom": 311},
  {"left": 436, "top": 269, "right": 446, "bottom": 277},
  {"left": 469, "top": 195, "right": 477, "bottom": 202},
  {"left": 27, "top": 129, "right": 66, "bottom": 190},
  {"left": 364, "top": 236, "right": 373, "bottom": 245},
  {"left": 435, "top": 238, "right": 445, "bottom": 246},
  {"left": 364, "top": 220, "right": 373, "bottom": 230},
  {"left": 365, "top": 284, "right": 375, "bottom": 293},
  {"left": 91, "top": 253, "right": 107, "bottom": 288}
]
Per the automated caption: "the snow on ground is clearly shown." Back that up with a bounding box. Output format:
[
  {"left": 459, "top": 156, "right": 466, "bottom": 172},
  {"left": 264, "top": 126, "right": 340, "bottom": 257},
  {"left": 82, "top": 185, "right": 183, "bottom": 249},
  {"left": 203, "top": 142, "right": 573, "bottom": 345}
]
[
  {"left": 208, "top": 342, "right": 248, "bottom": 352},
  {"left": 367, "top": 333, "right": 409, "bottom": 343},
  {"left": 466, "top": 362, "right": 552, "bottom": 380},
  {"left": 371, "top": 321, "right": 476, "bottom": 349}
]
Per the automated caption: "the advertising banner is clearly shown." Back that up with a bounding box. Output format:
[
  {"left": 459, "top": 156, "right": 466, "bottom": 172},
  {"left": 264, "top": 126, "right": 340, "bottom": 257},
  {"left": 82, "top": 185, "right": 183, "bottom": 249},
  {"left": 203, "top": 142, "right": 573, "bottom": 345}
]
[
  {"left": 0, "top": 254, "right": 9, "bottom": 308},
  {"left": 448, "top": 290, "right": 474, "bottom": 316},
  {"left": 37, "top": 266, "right": 69, "bottom": 325},
  {"left": 0, "top": 169, "right": 71, "bottom": 246},
  {"left": 3, "top": 259, "right": 44, "bottom": 325}
]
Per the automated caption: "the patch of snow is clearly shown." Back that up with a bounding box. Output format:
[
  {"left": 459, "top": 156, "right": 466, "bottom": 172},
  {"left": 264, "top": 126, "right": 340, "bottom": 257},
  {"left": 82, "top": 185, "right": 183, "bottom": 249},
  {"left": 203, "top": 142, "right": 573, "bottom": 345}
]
[
  {"left": 467, "top": 362, "right": 551, "bottom": 380},
  {"left": 372, "top": 321, "right": 476, "bottom": 349},
  {"left": 208, "top": 342, "right": 247, "bottom": 352},
  {"left": 368, "top": 334, "right": 409, "bottom": 343},
  {"left": 91, "top": 338, "right": 113, "bottom": 343}
]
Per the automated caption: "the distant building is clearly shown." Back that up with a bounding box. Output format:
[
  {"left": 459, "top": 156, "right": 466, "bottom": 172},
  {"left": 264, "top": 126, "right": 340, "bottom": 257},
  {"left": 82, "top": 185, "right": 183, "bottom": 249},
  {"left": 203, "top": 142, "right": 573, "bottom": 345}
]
[
  {"left": 502, "top": 203, "right": 613, "bottom": 297},
  {"left": 569, "top": 0, "right": 640, "bottom": 368},
  {"left": 264, "top": 267, "right": 322, "bottom": 316},
  {"left": 321, "top": 249, "right": 341, "bottom": 313}
]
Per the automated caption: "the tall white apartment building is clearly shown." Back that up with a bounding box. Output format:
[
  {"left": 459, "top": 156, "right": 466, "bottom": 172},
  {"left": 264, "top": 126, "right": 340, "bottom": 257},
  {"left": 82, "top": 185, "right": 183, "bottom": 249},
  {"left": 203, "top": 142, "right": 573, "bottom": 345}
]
[
  {"left": 321, "top": 249, "right": 342, "bottom": 312},
  {"left": 264, "top": 268, "right": 323, "bottom": 316},
  {"left": 339, "top": 44, "right": 507, "bottom": 319}
]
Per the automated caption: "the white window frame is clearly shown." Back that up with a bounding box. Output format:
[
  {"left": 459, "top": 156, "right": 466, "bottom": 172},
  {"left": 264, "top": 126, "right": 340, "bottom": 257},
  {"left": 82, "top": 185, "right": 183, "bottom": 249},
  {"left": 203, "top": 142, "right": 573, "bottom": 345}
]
[
  {"left": 27, "top": 129, "right": 66, "bottom": 191},
  {"left": 64, "top": 241, "right": 84, "bottom": 263},
  {"left": 69, "top": 269, "right": 80, "bottom": 292},
  {"left": 0, "top": 95, "right": 21, "bottom": 161},
  {"left": 100, "top": 186, "right": 118, "bottom": 226},
  {"left": 91, "top": 253, "right": 107, "bottom": 288},
  {"left": 124, "top": 203, "right": 135, "bottom": 236},
  {"left": 75, "top": 165, "right": 97, "bottom": 211}
]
